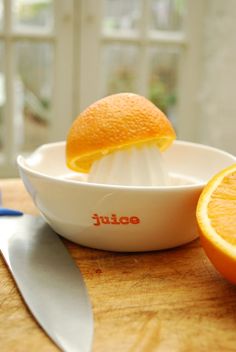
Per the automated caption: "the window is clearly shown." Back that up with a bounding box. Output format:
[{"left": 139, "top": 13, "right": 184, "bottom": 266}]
[
  {"left": 79, "top": 0, "right": 191, "bottom": 122},
  {"left": 78, "top": 0, "right": 201, "bottom": 140},
  {"left": 1, "top": 0, "right": 202, "bottom": 177},
  {"left": 0, "top": 0, "right": 74, "bottom": 177}
]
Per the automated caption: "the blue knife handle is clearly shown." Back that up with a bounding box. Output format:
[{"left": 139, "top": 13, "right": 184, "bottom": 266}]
[{"left": 0, "top": 207, "right": 23, "bottom": 216}]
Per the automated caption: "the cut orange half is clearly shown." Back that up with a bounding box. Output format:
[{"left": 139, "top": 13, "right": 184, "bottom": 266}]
[
  {"left": 66, "top": 93, "right": 176, "bottom": 173},
  {"left": 196, "top": 163, "right": 236, "bottom": 284}
]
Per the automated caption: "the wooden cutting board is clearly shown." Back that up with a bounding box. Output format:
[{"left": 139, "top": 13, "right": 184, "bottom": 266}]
[{"left": 1, "top": 178, "right": 236, "bottom": 352}]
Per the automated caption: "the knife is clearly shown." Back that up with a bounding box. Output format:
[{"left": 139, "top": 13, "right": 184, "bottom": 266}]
[{"left": 0, "top": 208, "right": 93, "bottom": 352}]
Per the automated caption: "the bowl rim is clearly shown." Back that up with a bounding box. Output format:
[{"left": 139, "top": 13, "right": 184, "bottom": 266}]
[{"left": 17, "top": 140, "right": 236, "bottom": 192}]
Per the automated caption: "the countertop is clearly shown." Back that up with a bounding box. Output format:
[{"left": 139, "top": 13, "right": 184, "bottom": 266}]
[{"left": 0, "top": 179, "right": 236, "bottom": 352}]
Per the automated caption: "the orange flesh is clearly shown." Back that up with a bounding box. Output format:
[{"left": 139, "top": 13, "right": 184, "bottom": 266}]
[{"left": 208, "top": 171, "right": 236, "bottom": 244}]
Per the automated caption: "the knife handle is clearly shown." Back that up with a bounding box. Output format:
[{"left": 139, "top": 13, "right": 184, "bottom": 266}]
[{"left": 0, "top": 208, "right": 23, "bottom": 216}]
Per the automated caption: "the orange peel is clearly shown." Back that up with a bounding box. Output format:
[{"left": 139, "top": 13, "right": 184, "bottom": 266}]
[
  {"left": 196, "top": 163, "right": 236, "bottom": 284},
  {"left": 66, "top": 93, "right": 176, "bottom": 173}
]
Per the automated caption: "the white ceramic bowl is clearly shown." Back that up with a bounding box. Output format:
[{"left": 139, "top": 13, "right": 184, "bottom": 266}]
[{"left": 17, "top": 140, "right": 235, "bottom": 252}]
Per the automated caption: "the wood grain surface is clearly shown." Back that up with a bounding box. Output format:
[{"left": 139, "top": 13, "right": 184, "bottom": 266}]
[{"left": 0, "top": 179, "right": 236, "bottom": 352}]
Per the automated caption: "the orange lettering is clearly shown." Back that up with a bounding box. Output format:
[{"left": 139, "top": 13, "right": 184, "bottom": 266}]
[
  {"left": 110, "top": 213, "right": 120, "bottom": 225},
  {"left": 92, "top": 214, "right": 100, "bottom": 226},
  {"left": 92, "top": 213, "right": 140, "bottom": 226},
  {"left": 100, "top": 216, "right": 110, "bottom": 224},
  {"left": 130, "top": 216, "right": 140, "bottom": 224},
  {"left": 119, "top": 216, "right": 129, "bottom": 224}
]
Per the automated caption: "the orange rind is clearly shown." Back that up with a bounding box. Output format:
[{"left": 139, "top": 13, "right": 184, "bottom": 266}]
[
  {"left": 196, "top": 163, "right": 236, "bottom": 284},
  {"left": 66, "top": 93, "right": 176, "bottom": 173}
]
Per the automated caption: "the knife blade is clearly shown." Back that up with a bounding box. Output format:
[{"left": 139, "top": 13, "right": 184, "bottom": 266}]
[{"left": 0, "top": 213, "right": 93, "bottom": 352}]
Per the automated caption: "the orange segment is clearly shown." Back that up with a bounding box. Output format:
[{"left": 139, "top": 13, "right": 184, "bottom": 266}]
[
  {"left": 196, "top": 163, "right": 236, "bottom": 284},
  {"left": 66, "top": 93, "right": 176, "bottom": 173}
]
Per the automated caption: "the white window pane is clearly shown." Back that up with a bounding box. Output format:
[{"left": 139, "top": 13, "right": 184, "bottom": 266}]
[
  {"left": 103, "top": 0, "right": 141, "bottom": 34},
  {"left": 14, "top": 41, "right": 54, "bottom": 152},
  {"left": 12, "top": 0, "right": 54, "bottom": 32},
  {"left": 150, "top": 0, "right": 186, "bottom": 31},
  {"left": 0, "top": 41, "right": 4, "bottom": 153},
  {"left": 148, "top": 47, "right": 180, "bottom": 129},
  {"left": 101, "top": 44, "right": 139, "bottom": 96}
]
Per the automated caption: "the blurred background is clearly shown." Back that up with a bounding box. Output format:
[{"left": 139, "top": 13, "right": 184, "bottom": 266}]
[{"left": 0, "top": 0, "right": 235, "bottom": 177}]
